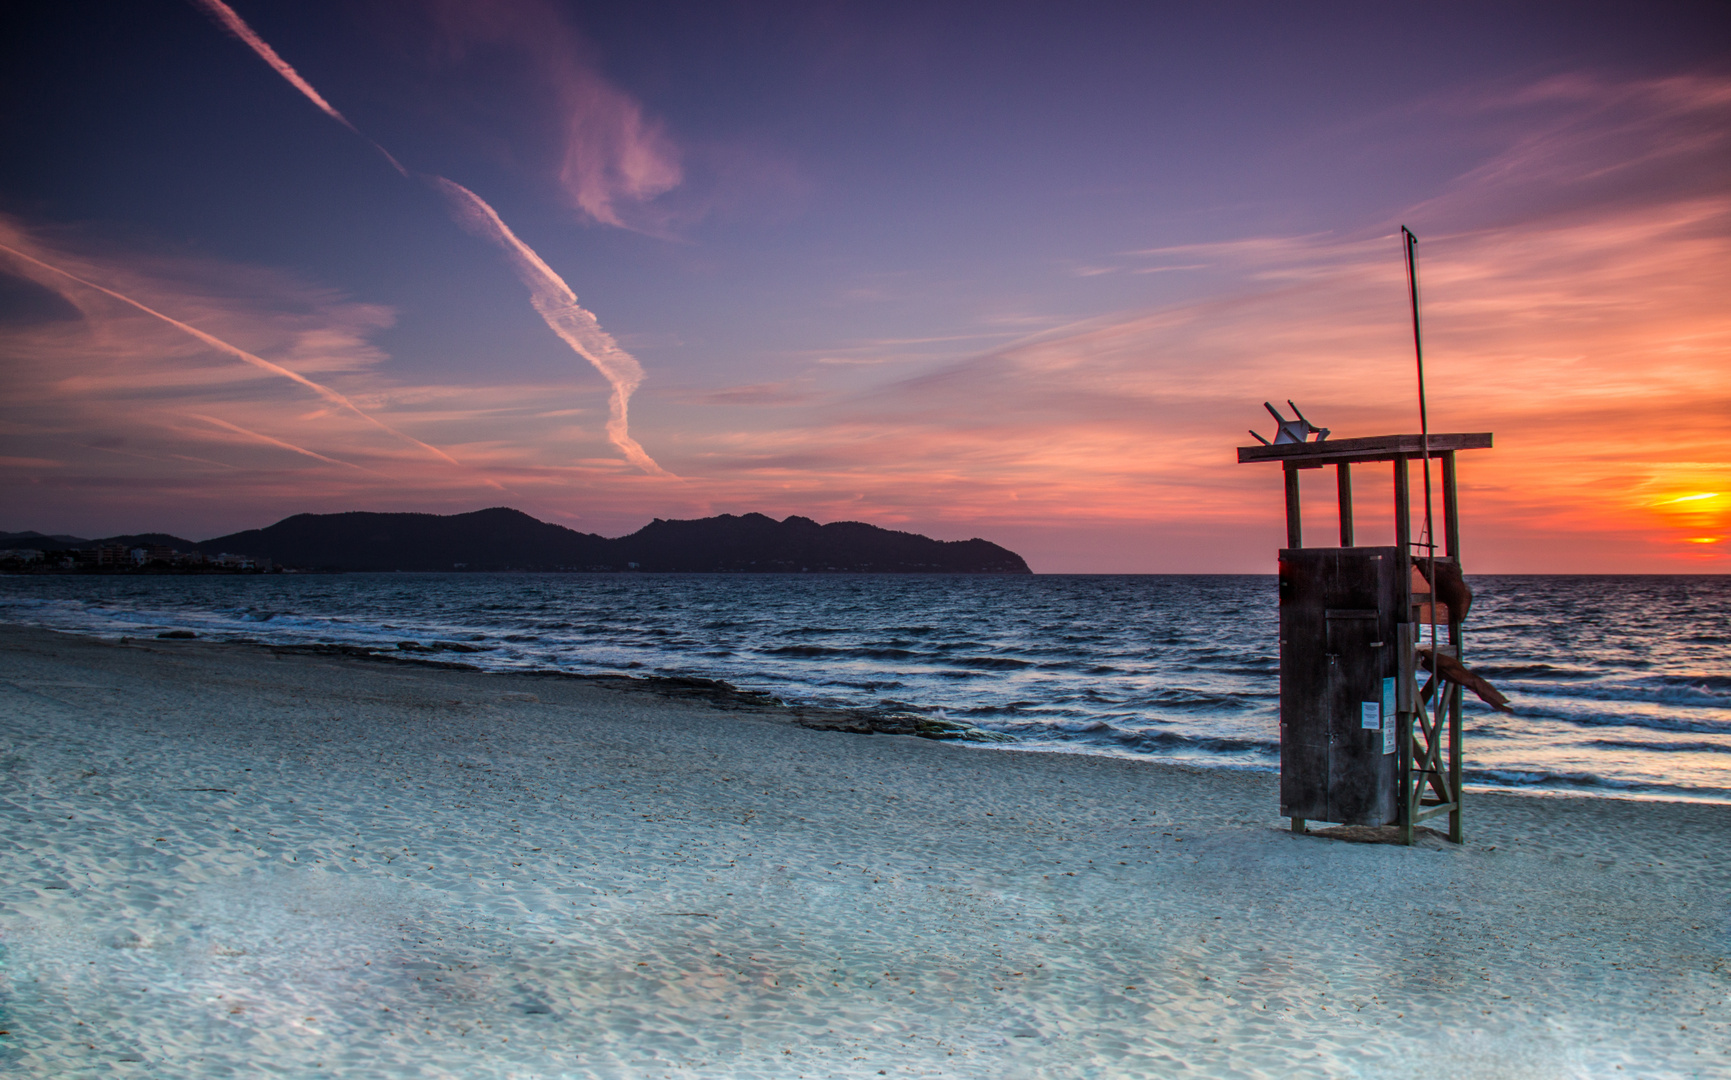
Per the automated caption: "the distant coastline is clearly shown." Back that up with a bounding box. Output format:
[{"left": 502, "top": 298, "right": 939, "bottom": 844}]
[{"left": 0, "top": 507, "right": 1032, "bottom": 575}]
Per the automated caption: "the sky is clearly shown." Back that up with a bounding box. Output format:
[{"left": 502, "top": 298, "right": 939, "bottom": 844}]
[{"left": 1, "top": 0, "right": 1727, "bottom": 572}]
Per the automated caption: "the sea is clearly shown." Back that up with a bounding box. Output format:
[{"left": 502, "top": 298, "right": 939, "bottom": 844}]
[{"left": 1, "top": 573, "right": 1726, "bottom": 803}]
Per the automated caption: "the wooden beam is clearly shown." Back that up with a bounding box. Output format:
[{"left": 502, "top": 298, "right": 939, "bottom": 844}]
[
  {"left": 1336, "top": 462, "right": 1354, "bottom": 547},
  {"left": 1284, "top": 463, "right": 1303, "bottom": 548},
  {"left": 1393, "top": 456, "right": 1411, "bottom": 557},
  {"left": 1398, "top": 709, "right": 1414, "bottom": 847},
  {"left": 1441, "top": 451, "right": 1464, "bottom": 846},
  {"left": 1448, "top": 680, "right": 1464, "bottom": 844},
  {"left": 1238, "top": 431, "right": 1492, "bottom": 466},
  {"left": 1442, "top": 450, "right": 1461, "bottom": 560}
]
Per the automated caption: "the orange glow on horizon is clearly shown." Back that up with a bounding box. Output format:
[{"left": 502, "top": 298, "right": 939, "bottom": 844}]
[{"left": 1, "top": 69, "right": 1726, "bottom": 571}]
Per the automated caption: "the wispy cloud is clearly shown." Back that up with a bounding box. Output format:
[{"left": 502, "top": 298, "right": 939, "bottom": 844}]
[
  {"left": 433, "top": 177, "right": 670, "bottom": 477},
  {"left": 633, "top": 73, "right": 1731, "bottom": 570},
  {"left": 192, "top": 0, "right": 351, "bottom": 129},
  {"left": 191, "top": 0, "right": 407, "bottom": 174},
  {"left": 420, "top": 0, "right": 683, "bottom": 231},
  {"left": 0, "top": 220, "right": 682, "bottom": 536},
  {"left": 187, "top": 0, "right": 668, "bottom": 473},
  {"left": 185, "top": 412, "right": 371, "bottom": 472},
  {"left": 0, "top": 228, "right": 458, "bottom": 466}
]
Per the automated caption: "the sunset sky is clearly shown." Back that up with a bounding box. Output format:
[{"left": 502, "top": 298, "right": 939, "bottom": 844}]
[{"left": 2, "top": 1, "right": 1726, "bottom": 572}]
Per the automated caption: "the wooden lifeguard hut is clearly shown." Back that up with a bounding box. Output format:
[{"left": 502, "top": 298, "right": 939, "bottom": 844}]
[{"left": 1238, "top": 426, "right": 1491, "bottom": 844}]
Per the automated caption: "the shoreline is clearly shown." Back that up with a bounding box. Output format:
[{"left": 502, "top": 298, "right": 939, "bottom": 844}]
[
  {"left": 2, "top": 624, "right": 1727, "bottom": 1077},
  {"left": 67, "top": 623, "right": 1731, "bottom": 806},
  {"left": 2, "top": 574, "right": 1724, "bottom": 806}
]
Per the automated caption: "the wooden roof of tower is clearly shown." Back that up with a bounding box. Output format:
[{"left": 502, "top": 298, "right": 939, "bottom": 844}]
[{"left": 1237, "top": 432, "right": 1491, "bottom": 466}]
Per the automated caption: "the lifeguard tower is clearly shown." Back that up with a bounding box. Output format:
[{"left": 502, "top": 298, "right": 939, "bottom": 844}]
[{"left": 1238, "top": 421, "right": 1491, "bottom": 845}]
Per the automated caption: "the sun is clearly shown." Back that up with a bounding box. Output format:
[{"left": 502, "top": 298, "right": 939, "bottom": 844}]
[{"left": 1648, "top": 491, "right": 1728, "bottom": 551}]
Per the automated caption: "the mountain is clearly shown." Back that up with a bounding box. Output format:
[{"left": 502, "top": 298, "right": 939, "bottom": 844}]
[
  {"left": 0, "top": 530, "right": 198, "bottom": 552},
  {"left": 198, "top": 508, "right": 607, "bottom": 572},
  {"left": 101, "top": 533, "right": 203, "bottom": 551},
  {"left": 195, "top": 508, "right": 1032, "bottom": 574},
  {"left": 0, "top": 530, "right": 90, "bottom": 549},
  {"left": 617, "top": 513, "right": 1027, "bottom": 573}
]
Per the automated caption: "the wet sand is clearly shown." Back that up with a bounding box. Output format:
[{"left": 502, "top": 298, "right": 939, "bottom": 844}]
[{"left": 1, "top": 624, "right": 1726, "bottom": 1078}]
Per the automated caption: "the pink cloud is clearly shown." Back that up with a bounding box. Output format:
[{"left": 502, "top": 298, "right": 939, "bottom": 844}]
[
  {"left": 0, "top": 223, "right": 457, "bottom": 466},
  {"left": 635, "top": 69, "right": 1731, "bottom": 572},
  {"left": 4, "top": 67, "right": 1725, "bottom": 570},
  {"left": 0, "top": 217, "right": 707, "bottom": 540},
  {"left": 433, "top": 178, "right": 670, "bottom": 476},
  {"left": 420, "top": 0, "right": 683, "bottom": 230},
  {"left": 192, "top": 0, "right": 353, "bottom": 130},
  {"left": 184, "top": 0, "right": 670, "bottom": 472}
]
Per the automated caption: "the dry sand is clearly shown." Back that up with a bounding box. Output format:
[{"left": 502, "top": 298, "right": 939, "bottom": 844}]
[{"left": 0, "top": 624, "right": 1725, "bottom": 1079}]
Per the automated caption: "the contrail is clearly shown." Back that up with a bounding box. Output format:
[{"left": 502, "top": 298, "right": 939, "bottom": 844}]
[
  {"left": 188, "top": 412, "right": 374, "bottom": 471},
  {"left": 0, "top": 240, "right": 460, "bottom": 466},
  {"left": 432, "top": 178, "right": 670, "bottom": 476},
  {"left": 192, "top": 0, "right": 408, "bottom": 175},
  {"left": 189, "top": 0, "right": 668, "bottom": 474},
  {"left": 192, "top": 0, "right": 348, "bottom": 126}
]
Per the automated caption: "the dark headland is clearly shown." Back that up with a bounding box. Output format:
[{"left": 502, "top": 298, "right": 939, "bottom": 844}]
[{"left": 0, "top": 507, "right": 1032, "bottom": 574}]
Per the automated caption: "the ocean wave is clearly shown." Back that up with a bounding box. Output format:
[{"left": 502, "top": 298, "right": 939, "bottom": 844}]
[
  {"left": 762, "top": 644, "right": 846, "bottom": 657},
  {"left": 1110, "top": 729, "right": 1278, "bottom": 755},
  {"left": 1499, "top": 679, "right": 1731, "bottom": 707},
  {"left": 949, "top": 656, "right": 1034, "bottom": 670},
  {"left": 1131, "top": 688, "right": 1253, "bottom": 711},
  {"left": 1463, "top": 767, "right": 1725, "bottom": 799},
  {"left": 4, "top": 572, "right": 1728, "bottom": 801},
  {"left": 1585, "top": 738, "right": 1731, "bottom": 755},
  {"left": 999, "top": 719, "right": 1278, "bottom": 757},
  {"left": 1472, "top": 663, "right": 1600, "bottom": 680},
  {"left": 1499, "top": 703, "right": 1731, "bottom": 736}
]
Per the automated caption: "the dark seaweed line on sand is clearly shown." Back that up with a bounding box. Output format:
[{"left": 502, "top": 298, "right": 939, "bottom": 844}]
[{"left": 148, "top": 637, "right": 1015, "bottom": 744}]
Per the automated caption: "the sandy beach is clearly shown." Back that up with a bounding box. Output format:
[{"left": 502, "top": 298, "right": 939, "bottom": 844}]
[{"left": 0, "top": 624, "right": 1725, "bottom": 1079}]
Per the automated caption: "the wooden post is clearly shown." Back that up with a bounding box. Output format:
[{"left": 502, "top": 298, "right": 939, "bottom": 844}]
[
  {"left": 1441, "top": 450, "right": 1461, "bottom": 559},
  {"left": 1441, "top": 449, "right": 1464, "bottom": 843},
  {"left": 1284, "top": 463, "right": 1303, "bottom": 549},
  {"left": 1336, "top": 463, "right": 1354, "bottom": 547},
  {"left": 1448, "top": 684, "right": 1463, "bottom": 843},
  {"left": 1393, "top": 456, "right": 1411, "bottom": 595},
  {"left": 1392, "top": 457, "right": 1410, "bottom": 551},
  {"left": 1394, "top": 471, "right": 1415, "bottom": 847},
  {"left": 1397, "top": 620, "right": 1415, "bottom": 845}
]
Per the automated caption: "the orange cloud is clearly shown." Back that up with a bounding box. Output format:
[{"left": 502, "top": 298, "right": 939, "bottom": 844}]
[
  {"left": 1, "top": 70, "right": 1724, "bottom": 570},
  {"left": 0, "top": 216, "right": 683, "bottom": 537},
  {"left": 636, "top": 74, "right": 1731, "bottom": 571}
]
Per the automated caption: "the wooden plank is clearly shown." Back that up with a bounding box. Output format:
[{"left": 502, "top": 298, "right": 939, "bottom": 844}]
[
  {"left": 1337, "top": 462, "right": 1354, "bottom": 546},
  {"left": 1448, "top": 678, "right": 1464, "bottom": 844},
  {"left": 1279, "top": 547, "right": 1329, "bottom": 821},
  {"left": 1398, "top": 706, "right": 1414, "bottom": 846},
  {"left": 1279, "top": 548, "right": 1401, "bottom": 826},
  {"left": 1394, "top": 457, "right": 1411, "bottom": 589},
  {"left": 1238, "top": 432, "right": 1492, "bottom": 465},
  {"left": 1284, "top": 464, "right": 1303, "bottom": 548},
  {"left": 1442, "top": 450, "right": 1462, "bottom": 560},
  {"left": 1411, "top": 699, "right": 1453, "bottom": 804}
]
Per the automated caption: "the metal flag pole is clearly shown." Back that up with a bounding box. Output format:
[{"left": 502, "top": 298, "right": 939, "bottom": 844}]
[{"left": 1402, "top": 225, "right": 1441, "bottom": 817}]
